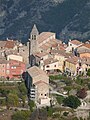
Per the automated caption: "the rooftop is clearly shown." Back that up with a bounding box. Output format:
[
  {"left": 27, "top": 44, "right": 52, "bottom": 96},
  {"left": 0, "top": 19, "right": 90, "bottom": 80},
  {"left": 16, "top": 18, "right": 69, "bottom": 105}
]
[
  {"left": 65, "top": 56, "right": 80, "bottom": 65},
  {"left": 69, "top": 40, "right": 82, "bottom": 45},
  {"left": 5, "top": 40, "right": 16, "bottom": 49},
  {"left": 30, "top": 24, "right": 39, "bottom": 35},
  {"left": 27, "top": 66, "right": 48, "bottom": 78},
  {"left": 37, "top": 32, "right": 55, "bottom": 44},
  {"left": 44, "top": 58, "right": 58, "bottom": 65},
  {"left": 35, "top": 52, "right": 48, "bottom": 58}
]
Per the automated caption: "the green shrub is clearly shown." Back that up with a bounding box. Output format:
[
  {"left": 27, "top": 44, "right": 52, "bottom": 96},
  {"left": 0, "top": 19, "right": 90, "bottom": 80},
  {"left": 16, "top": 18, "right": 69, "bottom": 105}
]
[{"left": 63, "top": 95, "right": 81, "bottom": 109}]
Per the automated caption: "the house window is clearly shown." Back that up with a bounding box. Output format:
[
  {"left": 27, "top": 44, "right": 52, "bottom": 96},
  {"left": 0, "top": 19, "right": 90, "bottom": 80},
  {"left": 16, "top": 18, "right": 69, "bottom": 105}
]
[
  {"left": 7, "top": 64, "right": 9, "bottom": 69},
  {"left": 6, "top": 70, "right": 10, "bottom": 74},
  {"left": 41, "top": 94, "right": 43, "bottom": 96},
  {"left": 45, "top": 94, "right": 46, "bottom": 96},
  {"left": 46, "top": 65, "right": 49, "bottom": 68},
  {"left": 54, "top": 65, "right": 56, "bottom": 67}
]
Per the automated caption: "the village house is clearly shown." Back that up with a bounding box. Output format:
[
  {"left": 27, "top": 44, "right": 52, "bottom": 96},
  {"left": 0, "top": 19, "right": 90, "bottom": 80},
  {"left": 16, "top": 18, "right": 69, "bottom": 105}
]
[
  {"left": 0, "top": 59, "right": 26, "bottom": 79},
  {"left": 0, "top": 39, "right": 20, "bottom": 50},
  {"left": 25, "top": 66, "right": 50, "bottom": 106},
  {"left": 50, "top": 49, "right": 74, "bottom": 72},
  {"left": 40, "top": 58, "right": 59, "bottom": 74},
  {"left": 76, "top": 43, "right": 90, "bottom": 56},
  {"left": 66, "top": 39, "right": 83, "bottom": 53},
  {"left": 64, "top": 56, "right": 88, "bottom": 76},
  {"left": 18, "top": 43, "right": 29, "bottom": 64},
  {"left": 7, "top": 60, "right": 26, "bottom": 79}
]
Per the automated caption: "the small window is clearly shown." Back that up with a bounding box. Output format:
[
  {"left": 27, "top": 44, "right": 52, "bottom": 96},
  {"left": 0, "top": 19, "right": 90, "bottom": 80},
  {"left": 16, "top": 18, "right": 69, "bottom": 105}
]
[
  {"left": 34, "top": 35, "right": 36, "bottom": 40},
  {"left": 41, "top": 94, "right": 43, "bottom": 96},
  {"left": 54, "top": 65, "right": 56, "bottom": 67},
  {"left": 45, "top": 94, "right": 46, "bottom": 96},
  {"left": 46, "top": 65, "right": 49, "bottom": 68}
]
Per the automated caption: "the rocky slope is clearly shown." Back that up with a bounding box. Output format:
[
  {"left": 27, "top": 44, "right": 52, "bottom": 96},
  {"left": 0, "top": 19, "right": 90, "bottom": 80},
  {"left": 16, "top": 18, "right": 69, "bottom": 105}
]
[{"left": 0, "top": 0, "right": 89, "bottom": 43}]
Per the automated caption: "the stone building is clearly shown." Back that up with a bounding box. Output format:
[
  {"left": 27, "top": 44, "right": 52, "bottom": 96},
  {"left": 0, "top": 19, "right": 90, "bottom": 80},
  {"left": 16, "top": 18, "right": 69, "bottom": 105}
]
[
  {"left": 29, "top": 24, "right": 39, "bottom": 55},
  {"left": 25, "top": 66, "right": 50, "bottom": 106}
]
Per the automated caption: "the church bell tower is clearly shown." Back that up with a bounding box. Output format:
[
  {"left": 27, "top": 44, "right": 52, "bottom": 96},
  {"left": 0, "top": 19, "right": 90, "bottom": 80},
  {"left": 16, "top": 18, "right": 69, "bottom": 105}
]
[
  {"left": 29, "top": 24, "right": 39, "bottom": 55},
  {"left": 29, "top": 24, "right": 39, "bottom": 66}
]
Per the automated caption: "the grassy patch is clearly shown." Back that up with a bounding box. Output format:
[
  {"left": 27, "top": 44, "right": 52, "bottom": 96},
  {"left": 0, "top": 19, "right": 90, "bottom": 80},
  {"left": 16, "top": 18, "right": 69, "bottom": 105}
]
[
  {"left": 56, "top": 95, "right": 64, "bottom": 104},
  {"left": 49, "top": 75, "right": 67, "bottom": 81}
]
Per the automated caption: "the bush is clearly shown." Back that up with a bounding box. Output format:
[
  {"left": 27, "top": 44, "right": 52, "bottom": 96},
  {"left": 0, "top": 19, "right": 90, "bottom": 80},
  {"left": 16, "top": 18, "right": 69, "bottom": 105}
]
[
  {"left": 63, "top": 112, "right": 69, "bottom": 116},
  {"left": 56, "top": 95, "right": 64, "bottom": 104},
  {"left": 63, "top": 95, "right": 81, "bottom": 109},
  {"left": 28, "top": 100, "right": 35, "bottom": 112},
  {"left": 11, "top": 110, "right": 31, "bottom": 120},
  {"left": 46, "top": 107, "right": 53, "bottom": 117},
  {"left": 87, "top": 69, "right": 90, "bottom": 76}
]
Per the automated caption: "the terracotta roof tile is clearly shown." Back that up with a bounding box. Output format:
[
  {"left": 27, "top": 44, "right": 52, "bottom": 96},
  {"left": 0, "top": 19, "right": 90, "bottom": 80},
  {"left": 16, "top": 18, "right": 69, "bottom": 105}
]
[
  {"left": 0, "top": 41, "right": 6, "bottom": 48},
  {"left": 51, "top": 49, "right": 74, "bottom": 58},
  {"left": 27, "top": 66, "right": 48, "bottom": 78},
  {"left": 5, "top": 40, "right": 16, "bottom": 49},
  {"left": 44, "top": 58, "right": 58, "bottom": 65},
  {"left": 37, "top": 32, "right": 55, "bottom": 44},
  {"left": 0, "top": 59, "right": 8, "bottom": 64},
  {"left": 65, "top": 56, "right": 80, "bottom": 65},
  {"left": 34, "top": 52, "right": 48, "bottom": 58},
  {"left": 70, "top": 40, "right": 82, "bottom": 45}
]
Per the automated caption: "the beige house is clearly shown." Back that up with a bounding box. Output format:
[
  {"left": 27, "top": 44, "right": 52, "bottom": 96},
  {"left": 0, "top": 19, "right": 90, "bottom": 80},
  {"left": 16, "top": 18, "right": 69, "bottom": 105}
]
[
  {"left": 26, "top": 66, "right": 50, "bottom": 106},
  {"left": 51, "top": 49, "right": 74, "bottom": 72},
  {"left": 76, "top": 44, "right": 90, "bottom": 54},
  {"left": 19, "top": 44, "right": 29, "bottom": 64},
  {"left": 40, "top": 58, "right": 59, "bottom": 73}
]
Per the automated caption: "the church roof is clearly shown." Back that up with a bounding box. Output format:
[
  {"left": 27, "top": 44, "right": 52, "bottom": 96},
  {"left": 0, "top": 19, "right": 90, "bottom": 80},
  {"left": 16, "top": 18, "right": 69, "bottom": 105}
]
[{"left": 31, "top": 24, "right": 39, "bottom": 35}]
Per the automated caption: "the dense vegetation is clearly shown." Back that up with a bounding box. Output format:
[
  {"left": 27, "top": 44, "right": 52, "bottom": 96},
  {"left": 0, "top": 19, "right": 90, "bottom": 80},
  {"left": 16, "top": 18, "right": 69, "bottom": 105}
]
[
  {"left": 63, "top": 95, "right": 81, "bottom": 109},
  {"left": 0, "top": 0, "right": 90, "bottom": 42}
]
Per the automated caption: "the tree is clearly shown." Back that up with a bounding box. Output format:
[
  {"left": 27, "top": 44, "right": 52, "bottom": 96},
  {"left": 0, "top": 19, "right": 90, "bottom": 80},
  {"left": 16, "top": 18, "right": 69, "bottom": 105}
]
[
  {"left": 7, "top": 93, "right": 19, "bottom": 107},
  {"left": 63, "top": 95, "right": 81, "bottom": 109},
  {"left": 18, "top": 82, "right": 27, "bottom": 106},
  {"left": 18, "top": 82, "right": 27, "bottom": 95},
  {"left": 77, "top": 88, "right": 87, "bottom": 99},
  {"left": 28, "top": 100, "right": 35, "bottom": 112},
  {"left": 87, "top": 69, "right": 90, "bottom": 76},
  {"left": 11, "top": 110, "right": 31, "bottom": 120}
]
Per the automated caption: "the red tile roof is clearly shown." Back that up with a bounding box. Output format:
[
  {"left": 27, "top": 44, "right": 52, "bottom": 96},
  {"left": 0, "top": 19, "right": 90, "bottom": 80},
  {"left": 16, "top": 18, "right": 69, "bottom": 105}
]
[
  {"left": 69, "top": 40, "right": 82, "bottom": 45},
  {"left": 5, "top": 40, "right": 16, "bottom": 49}
]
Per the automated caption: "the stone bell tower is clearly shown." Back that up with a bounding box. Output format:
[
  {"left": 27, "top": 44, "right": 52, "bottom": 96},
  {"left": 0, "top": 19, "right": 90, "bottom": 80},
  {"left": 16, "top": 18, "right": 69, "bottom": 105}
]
[
  {"left": 29, "top": 24, "right": 39, "bottom": 55},
  {"left": 29, "top": 24, "right": 39, "bottom": 66}
]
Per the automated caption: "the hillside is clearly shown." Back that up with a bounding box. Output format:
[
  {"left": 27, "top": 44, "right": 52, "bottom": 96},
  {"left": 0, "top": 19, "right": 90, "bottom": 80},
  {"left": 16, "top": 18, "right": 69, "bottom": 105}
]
[{"left": 0, "top": 0, "right": 89, "bottom": 43}]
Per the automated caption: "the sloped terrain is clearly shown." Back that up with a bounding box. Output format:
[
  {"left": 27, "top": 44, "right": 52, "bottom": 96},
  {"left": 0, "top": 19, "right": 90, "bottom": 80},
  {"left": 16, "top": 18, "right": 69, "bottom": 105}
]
[{"left": 0, "top": 0, "right": 89, "bottom": 43}]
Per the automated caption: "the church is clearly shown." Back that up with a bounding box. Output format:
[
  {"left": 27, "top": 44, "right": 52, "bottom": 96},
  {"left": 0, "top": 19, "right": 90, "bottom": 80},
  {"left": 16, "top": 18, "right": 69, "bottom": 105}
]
[{"left": 28, "top": 24, "right": 63, "bottom": 67}]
